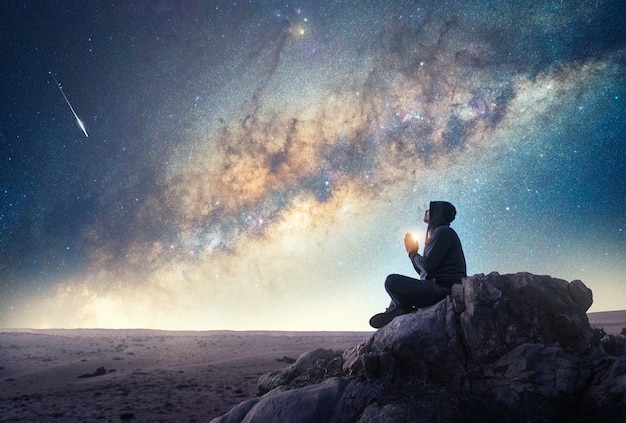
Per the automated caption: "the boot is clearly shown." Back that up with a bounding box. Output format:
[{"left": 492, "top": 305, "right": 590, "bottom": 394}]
[{"left": 369, "top": 304, "right": 406, "bottom": 328}]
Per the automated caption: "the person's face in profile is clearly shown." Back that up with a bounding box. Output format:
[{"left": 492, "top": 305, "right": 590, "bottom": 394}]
[{"left": 423, "top": 209, "right": 430, "bottom": 224}]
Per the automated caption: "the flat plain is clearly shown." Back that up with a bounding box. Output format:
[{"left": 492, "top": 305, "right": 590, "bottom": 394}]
[{"left": 0, "top": 311, "right": 623, "bottom": 422}]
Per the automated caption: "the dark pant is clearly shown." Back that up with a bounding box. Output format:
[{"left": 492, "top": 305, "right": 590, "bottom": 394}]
[{"left": 384, "top": 274, "right": 450, "bottom": 311}]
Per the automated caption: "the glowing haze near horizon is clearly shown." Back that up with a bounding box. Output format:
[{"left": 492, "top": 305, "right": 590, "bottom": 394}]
[{"left": 1, "top": 0, "right": 624, "bottom": 331}]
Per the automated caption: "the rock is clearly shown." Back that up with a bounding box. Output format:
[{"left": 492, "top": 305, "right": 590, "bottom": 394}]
[
  {"left": 257, "top": 348, "right": 344, "bottom": 395},
  {"left": 77, "top": 366, "right": 108, "bottom": 379},
  {"left": 586, "top": 355, "right": 626, "bottom": 408},
  {"left": 463, "top": 342, "right": 592, "bottom": 404},
  {"left": 346, "top": 272, "right": 595, "bottom": 382},
  {"left": 211, "top": 377, "right": 381, "bottom": 423},
  {"left": 212, "top": 273, "right": 625, "bottom": 422},
  {"left": 569, "top": 279, "right": 594, "bottom": 312},
  {"left": 344, "top": 295, "right": 466, "bottom": 382}
]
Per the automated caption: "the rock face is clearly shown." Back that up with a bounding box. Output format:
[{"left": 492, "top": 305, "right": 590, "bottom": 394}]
[{"left": 211, "top": 272, "right": 626, "bottom": 423}]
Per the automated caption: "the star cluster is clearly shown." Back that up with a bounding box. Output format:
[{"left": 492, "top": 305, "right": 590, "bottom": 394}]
[{"left": 0, "top": 0, "right": 624, "bottom": 330}]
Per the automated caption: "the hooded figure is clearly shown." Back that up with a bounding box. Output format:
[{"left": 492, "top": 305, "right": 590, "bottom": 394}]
[
  {"left": 414, "top": 201, "right": 466, "bottom": 285},
  {"left": 369, "top": 201, "right": 467, "bottom": 329}
]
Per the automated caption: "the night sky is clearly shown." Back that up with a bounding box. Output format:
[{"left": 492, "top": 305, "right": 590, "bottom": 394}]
[{"left": 1, "top": 0, "right": 624, "bottom": 330}]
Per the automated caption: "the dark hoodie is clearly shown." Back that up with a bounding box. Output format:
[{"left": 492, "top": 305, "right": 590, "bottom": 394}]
[{"left": 410, "top": 201, "right": 467, "bottom": 288}]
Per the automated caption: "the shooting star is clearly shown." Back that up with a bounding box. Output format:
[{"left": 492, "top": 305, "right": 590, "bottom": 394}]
[{"left": 49, "top": 71, "right": 88, "bottom": 137}]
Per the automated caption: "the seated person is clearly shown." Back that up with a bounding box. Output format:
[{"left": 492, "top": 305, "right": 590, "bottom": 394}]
[{"left": 370, "top": 201, "right": 467, "bottom": 328}]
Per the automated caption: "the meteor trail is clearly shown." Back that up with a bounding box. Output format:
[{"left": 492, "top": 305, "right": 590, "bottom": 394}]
[{"left": 49, "top": 71, "right": 88, "bottom": 137}]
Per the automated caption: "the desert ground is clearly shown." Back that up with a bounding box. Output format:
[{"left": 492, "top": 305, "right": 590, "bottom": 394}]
[
  {"left": 0, "top": 329, "right": 369, "bottom": 422},
  {"left": 1, "top": 311, "right": 623, "bottom": 422}
]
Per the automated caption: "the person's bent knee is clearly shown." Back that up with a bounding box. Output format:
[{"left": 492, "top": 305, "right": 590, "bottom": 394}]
[{"left": 385, "top": 274, "right": 402, "bottom": 290}]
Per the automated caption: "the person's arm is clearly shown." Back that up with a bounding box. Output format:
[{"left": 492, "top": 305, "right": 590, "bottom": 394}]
[{"left": 410, "top": 228, "right": 454, "bottom": 275}]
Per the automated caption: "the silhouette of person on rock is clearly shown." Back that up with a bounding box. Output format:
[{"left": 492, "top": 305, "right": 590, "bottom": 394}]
[{"left": 370, "top": 201, "right": 467, "bottom": 329}]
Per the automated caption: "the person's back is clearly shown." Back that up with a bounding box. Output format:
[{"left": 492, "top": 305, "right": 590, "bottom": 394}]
[
  {"left": 412, "top": 201, "right": 466, "bottom": 289},
  {"left": 425, "top": 226, "right": 466, "bottom": 284}
]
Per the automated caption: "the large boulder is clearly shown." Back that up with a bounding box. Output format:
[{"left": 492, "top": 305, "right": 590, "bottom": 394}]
[
  {"left": 212, "top": 273, "right": 625, "bottom": 422},
  {"left": 456, "top": 272, "right": 594, "bottom": 361},
  {"left": 344, "top": 272, "right": 595, "bottom": 384},
  {"left": 343, "top": 292, "right": 466, "bottom": 382},
  {"left": 212, "top": 377, "right": 381, "bottom": 423}
]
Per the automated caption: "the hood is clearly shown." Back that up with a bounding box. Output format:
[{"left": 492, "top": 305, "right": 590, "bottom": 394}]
[{"left": 428, "top": 201, "right": 457, "bottom": 228}]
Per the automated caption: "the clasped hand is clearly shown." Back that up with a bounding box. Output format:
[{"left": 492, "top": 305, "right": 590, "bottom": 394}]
[{"left": 404, "top": 233, "right": 419, "bottom": 256}]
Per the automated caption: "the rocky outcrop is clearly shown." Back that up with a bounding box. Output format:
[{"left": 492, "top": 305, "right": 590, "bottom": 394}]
[{"left": 211, "top": 272, "right": 626, "bottom": 423}]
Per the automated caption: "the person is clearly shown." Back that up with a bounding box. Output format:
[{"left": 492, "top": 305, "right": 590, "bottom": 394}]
[{"left": 369, "top": 201, "right": 467, "bottom": 329}]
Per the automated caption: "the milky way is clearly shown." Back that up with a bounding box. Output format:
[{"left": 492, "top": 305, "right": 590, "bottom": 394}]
[{"left": 1, "top": 0, "right": 624, "bottom": 330}]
